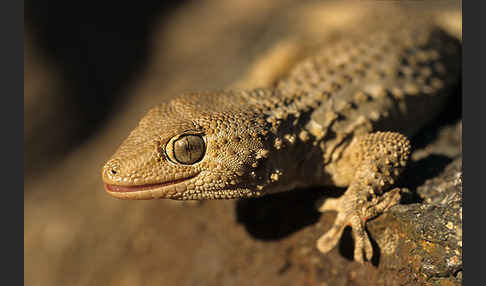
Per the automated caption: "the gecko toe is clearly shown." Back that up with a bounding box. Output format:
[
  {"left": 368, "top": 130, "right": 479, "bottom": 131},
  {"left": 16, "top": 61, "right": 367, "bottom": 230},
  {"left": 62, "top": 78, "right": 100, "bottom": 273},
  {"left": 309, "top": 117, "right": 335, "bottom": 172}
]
[
  {"left": 351, "top": 223, "right": 373, "bottom": 262},
  {"left": 317, "top": 197, "right": 340, "bottom": 212},
  {"left": 316, "top": 212, "right": 348, "bottom": 254}
]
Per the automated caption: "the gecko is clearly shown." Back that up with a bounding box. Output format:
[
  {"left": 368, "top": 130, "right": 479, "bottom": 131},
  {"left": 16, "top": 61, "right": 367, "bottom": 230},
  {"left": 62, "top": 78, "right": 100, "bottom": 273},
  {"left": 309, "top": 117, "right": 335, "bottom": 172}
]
[{"left": 101, "top": 7, "right": 461, "bottom": 263}]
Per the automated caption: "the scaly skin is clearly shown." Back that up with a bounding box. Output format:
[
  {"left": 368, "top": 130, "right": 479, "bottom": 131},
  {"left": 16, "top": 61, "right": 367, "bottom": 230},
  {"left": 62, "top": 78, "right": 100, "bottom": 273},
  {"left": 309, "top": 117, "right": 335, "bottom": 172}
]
[{"left": 101, "top": 9, "right": 461, "bottom": 262}]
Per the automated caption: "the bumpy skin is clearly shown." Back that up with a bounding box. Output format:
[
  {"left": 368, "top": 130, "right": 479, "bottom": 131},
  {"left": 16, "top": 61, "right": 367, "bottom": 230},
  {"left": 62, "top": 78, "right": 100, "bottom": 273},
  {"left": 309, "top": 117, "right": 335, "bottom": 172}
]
[{"left": 102, "top": 11, "right": 461, "bottom": 262}]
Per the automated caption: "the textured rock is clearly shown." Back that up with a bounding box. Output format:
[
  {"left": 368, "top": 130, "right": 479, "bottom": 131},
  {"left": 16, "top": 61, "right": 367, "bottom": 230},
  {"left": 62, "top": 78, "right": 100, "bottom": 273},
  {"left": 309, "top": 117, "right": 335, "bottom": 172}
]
[{"left": 369, "top": 155, "right": 462, "bottom": 285}]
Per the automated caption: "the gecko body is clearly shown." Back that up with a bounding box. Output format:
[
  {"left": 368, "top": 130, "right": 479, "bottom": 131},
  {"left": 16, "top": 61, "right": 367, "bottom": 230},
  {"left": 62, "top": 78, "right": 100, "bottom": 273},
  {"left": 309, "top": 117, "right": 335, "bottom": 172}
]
[{"left": 102, "top": 11, "right": 461, "bottom": 262}]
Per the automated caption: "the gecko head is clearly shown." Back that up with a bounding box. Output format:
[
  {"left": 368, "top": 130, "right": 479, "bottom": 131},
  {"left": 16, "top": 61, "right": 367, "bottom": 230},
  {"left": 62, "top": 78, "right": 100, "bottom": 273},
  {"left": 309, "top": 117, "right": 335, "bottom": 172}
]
[{"left": 102, "top": 92, "right": 272, "bottom": 200}]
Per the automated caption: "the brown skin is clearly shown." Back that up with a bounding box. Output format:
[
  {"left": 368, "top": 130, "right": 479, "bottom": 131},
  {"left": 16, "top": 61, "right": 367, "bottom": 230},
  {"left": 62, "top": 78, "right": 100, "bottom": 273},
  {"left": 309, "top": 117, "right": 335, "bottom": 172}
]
[{"left": 102, "top": 9, "right": 461, "bottom": 262}]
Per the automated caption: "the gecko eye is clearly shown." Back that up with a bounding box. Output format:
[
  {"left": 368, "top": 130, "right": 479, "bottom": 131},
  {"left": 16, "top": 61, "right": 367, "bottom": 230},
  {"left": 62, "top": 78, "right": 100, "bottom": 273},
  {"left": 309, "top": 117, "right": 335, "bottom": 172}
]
[{"left": 166, "top": 134, "right": 206, "bottom": 165}]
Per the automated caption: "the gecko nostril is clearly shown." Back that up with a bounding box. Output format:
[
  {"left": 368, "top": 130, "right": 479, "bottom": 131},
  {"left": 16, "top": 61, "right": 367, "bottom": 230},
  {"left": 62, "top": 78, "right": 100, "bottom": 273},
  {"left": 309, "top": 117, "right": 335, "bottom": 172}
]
[{"left": 104, "top": 159, "right": 121, "bottom": 178}]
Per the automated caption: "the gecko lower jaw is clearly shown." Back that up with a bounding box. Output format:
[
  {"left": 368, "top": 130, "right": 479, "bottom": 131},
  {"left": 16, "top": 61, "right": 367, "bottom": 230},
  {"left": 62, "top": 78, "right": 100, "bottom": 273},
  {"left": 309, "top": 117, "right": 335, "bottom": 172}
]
[{"left": 103, "top": 173, "right": 199, "bottom": 200}]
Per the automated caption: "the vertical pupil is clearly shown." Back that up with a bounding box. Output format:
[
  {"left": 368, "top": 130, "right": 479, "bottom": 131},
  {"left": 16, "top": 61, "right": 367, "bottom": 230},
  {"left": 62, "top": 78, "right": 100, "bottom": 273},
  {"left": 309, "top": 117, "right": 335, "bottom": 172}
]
[
  {"left": 184, "top": 137, "right": 192, "bottom": 161},
  {"left": 172, "top": 135, "right": 205, "bottom": 164}
]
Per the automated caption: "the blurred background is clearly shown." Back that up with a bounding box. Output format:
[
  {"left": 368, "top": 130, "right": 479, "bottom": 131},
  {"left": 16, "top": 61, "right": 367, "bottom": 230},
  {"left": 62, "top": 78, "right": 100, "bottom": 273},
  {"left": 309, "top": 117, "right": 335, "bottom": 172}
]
[
  {"left": 24, "top": 1, "right": 462, "bottom": 285},
  {"left": 25, "top": 0, "right": 186, "bottom": 177}
]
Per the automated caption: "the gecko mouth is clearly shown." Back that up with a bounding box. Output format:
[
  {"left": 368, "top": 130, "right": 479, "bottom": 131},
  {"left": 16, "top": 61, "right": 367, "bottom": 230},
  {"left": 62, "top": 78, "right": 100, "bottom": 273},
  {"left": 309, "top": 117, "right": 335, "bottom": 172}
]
[{"left": 104, "top": 173, "right": 199, "bottom": 199}]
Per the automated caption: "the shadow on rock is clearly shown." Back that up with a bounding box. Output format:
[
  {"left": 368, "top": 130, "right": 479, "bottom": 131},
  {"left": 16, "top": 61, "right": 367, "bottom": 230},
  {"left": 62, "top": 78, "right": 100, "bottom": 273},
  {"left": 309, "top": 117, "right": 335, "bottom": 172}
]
[
  {"left": 236, "top": 187, "right": 345, "bottom": 240},
  {"left": 401, "top": 154, "right": 453, "bottom": 203}
]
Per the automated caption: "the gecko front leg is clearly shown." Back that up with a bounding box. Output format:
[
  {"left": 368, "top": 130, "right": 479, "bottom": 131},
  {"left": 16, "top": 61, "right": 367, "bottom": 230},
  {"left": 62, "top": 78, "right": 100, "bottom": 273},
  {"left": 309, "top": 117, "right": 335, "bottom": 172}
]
[{"left": 317, "top": 132, "right": 411, "bottom": 262}]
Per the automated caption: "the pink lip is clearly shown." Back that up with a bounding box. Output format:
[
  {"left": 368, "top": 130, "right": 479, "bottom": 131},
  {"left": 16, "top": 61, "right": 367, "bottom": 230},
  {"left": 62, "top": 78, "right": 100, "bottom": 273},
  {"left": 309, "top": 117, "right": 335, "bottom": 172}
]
[{"left": 104, "top": 174, "right": 198, "bottom": 193}]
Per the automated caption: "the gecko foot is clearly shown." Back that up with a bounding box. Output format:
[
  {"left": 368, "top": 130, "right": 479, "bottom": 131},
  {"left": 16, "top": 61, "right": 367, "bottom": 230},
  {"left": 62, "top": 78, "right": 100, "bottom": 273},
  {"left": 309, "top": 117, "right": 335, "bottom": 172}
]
[{"left": 316, "top": 187, "right": 401, "bottom": 262}]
